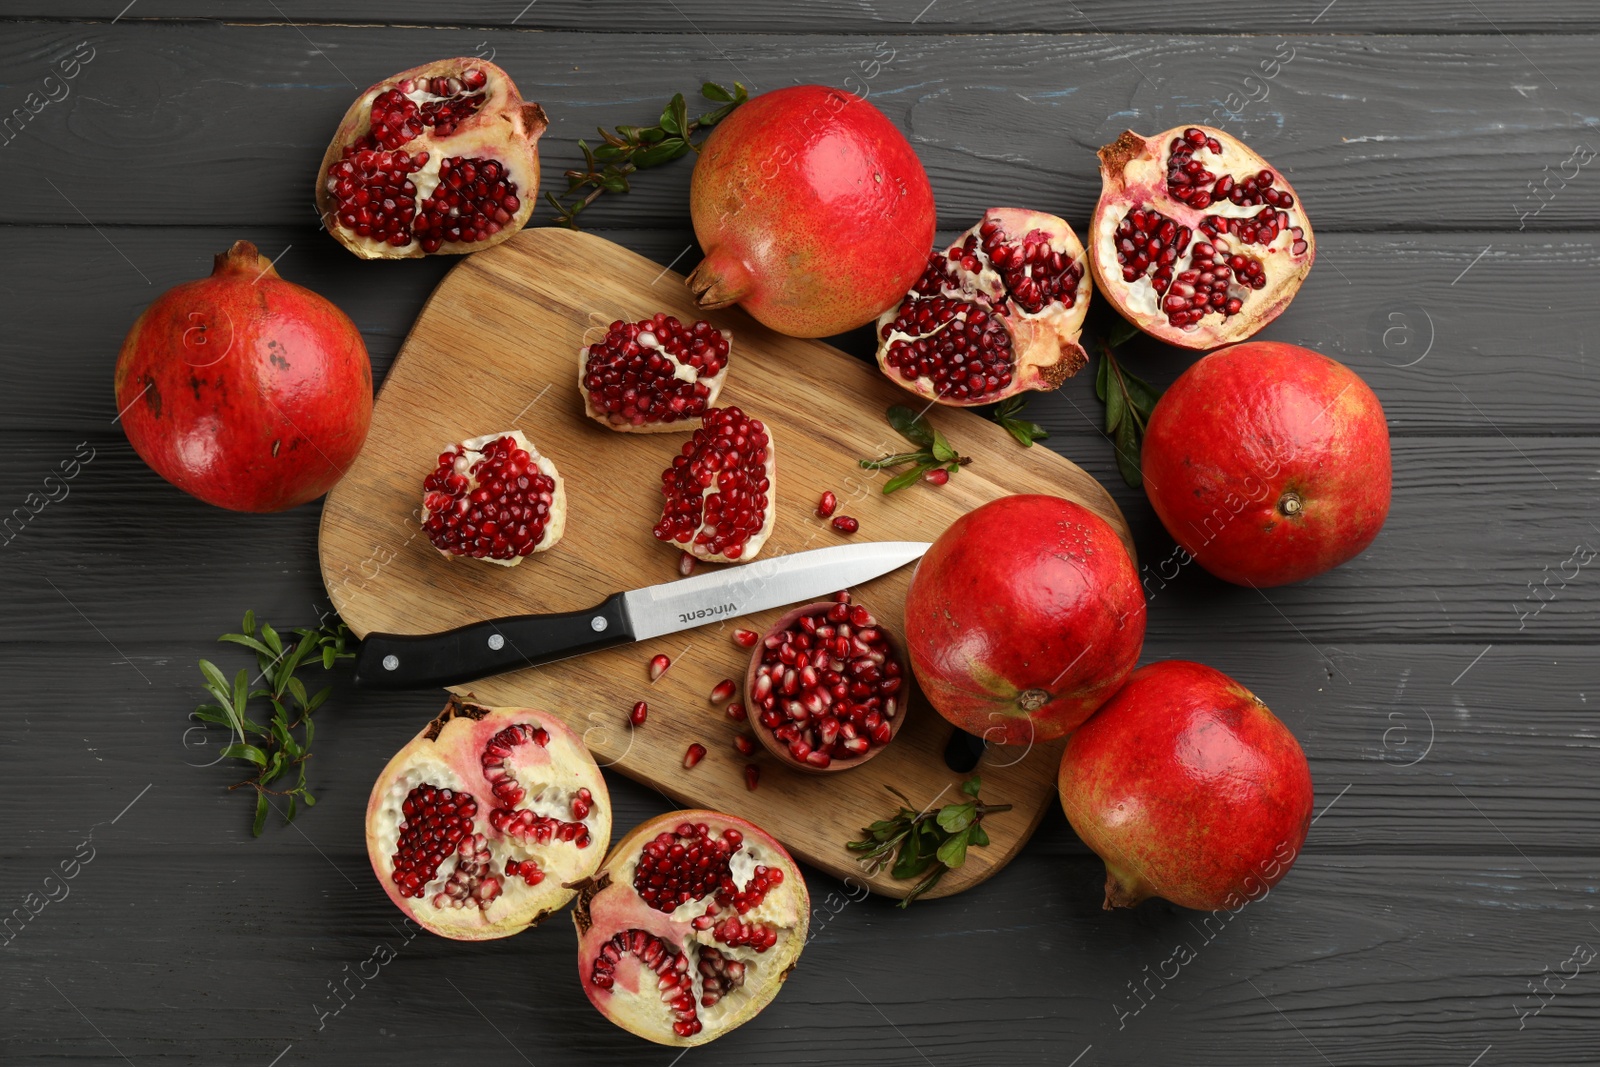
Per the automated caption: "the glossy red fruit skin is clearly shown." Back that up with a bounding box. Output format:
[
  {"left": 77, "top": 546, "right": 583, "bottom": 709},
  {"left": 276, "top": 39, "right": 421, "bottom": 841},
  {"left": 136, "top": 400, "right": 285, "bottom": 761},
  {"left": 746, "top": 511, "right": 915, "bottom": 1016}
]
[
  {"left": 904, "top": 495, "right": 1145, "bottom": 746},
  {"left": 1058, "top": 660, "right": 1313, "bottom": 911},
  {"left": 1141, "top": 341, "right": 1391, "bottom": 587},
  {"left": 114, "top": 242, "right": 372, "bottom": 512},
  {"left": 687, "top": 85, "right": 936, "bottom": 338}
]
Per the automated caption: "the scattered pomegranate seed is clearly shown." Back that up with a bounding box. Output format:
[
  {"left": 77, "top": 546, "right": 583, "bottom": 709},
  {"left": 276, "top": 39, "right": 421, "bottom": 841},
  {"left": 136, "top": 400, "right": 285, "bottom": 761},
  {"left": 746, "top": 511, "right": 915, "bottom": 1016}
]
[
  {"left": 731, "top": 628, "right": 759, "bottom": 648},
  {"left": 733, "top": 735, "right": 756, "bottom": 756},
  {"left": 629, "top": 700, "right": 648, "bottom": 726},
  {"left": 709, "top": 679, "right": 737, "bottom": 705},
  {"left": 744, "top": 765, "right": 761, "bottom": 791},
  {"left": 832, "top": 515, "right": 860, "bottom": 534},
  {"left": 816, "top": 491, "right": 837, "bottom": 518},
  {"left": 679, "top": 551, "right": 697, "bottom": 577},
  {"left": 683, "top": 743, "right": 707, "bottom": 769},
  {"left": 649, "top": 654, "right": 671, "bottom": 681},
  {"left": 725, "top": 701, "right": 747, "bottom": 722},
  {"left": 922, "top": 467, "right": 949, "bottom": 486}
]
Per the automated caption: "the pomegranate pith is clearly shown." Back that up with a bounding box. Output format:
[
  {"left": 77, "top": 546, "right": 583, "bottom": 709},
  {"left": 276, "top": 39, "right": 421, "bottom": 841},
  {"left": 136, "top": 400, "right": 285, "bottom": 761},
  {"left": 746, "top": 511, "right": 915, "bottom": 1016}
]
[
  {"left": 580, "top": 313, "right": 732, "bottom": 433},
  {"left": 421, "top": 430, "right": 565, "bottom": 566},
  {"left": 653, "top": 407, "right": 776, "bottom": 564},
  {"left": 573, "top": 811, "right": 808, "bottom": 1046},
  {"left": 877, "top": 208, "right": 1091, "bottom": 406},
  {"left": 1058, "top": 660, "right": 1313, "bottom": 911}
]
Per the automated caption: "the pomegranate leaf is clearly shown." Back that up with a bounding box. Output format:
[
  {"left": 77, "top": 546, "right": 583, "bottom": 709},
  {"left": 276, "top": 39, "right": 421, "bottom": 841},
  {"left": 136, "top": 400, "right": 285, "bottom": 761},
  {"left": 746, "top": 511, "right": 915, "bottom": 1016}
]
[
  {"left": 886, "top": 405, "right": 936, "bottom": 449},
  {"left": 990, "top": 397, "right": 1049, "bottom": 448},
  {"left": 881, "top": 465, "right": 930, "bottom": 494},
  {"left": 865, "top": 407, "right": 972, "bottom": 494},
  {"left": 848, "top": 776, "right": 1012, "bottom": 906},
  {"left": 935, "top": 830, "right": 970, "bottom": 869},
  {"left": 1107, "top": 317, "right": 1141, "bottom": 349},
  {"left": 961, "top": 775, "right": 984, "bottom": 798},
  {"left": 1096, "top": 338, "right": 1163, "bottom": 489}
]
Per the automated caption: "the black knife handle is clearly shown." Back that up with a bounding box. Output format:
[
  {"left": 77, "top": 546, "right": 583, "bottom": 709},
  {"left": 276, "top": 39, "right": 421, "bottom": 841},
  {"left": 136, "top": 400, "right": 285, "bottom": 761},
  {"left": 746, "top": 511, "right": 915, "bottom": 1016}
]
[{"left": 354, "top": 592, "right": 634, "bottom": 690}]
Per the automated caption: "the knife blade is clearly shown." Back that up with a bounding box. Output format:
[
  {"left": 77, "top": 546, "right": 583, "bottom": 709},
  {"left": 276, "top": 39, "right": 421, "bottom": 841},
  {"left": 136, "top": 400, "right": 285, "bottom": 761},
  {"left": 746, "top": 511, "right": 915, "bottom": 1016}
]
[{"left": 353, "top": 541, "right": 930, "bottom": 690}]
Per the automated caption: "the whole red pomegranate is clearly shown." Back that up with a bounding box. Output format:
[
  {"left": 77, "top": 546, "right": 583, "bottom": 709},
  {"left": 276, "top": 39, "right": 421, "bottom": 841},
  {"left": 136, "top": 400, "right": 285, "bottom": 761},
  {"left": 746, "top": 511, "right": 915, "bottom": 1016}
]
[
  {"left": 113, "top": 241, "right": 372, "bottom": 512},
  {"left": 904, "top": 495, "right": 1144, "bottom": 746},
  {"left": 573, "top": 810, "right": 808, "bottom": 1045},
  {"left": 1141, "top": 341, "right": 1391, "bottom": 587},
  {"left": 366, "top": 696, "right": 611, "bottom": 940},
  {"left": 687, "top": 85, "right": 935, "bottom": 338},
  {"left": 1058, "top": 660, "right": 1313, "bottom": 911},
  {"left": 1088, "top": 125, "right": 1313, "bottom": 349}
]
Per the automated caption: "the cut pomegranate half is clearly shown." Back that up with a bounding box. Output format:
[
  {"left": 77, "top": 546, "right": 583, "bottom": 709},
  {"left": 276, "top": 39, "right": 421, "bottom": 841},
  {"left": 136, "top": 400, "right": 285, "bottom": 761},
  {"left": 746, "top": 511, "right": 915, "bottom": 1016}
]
[
  {"left": 421, "top": 430, "right": 565, "bottom": 566},
  {"left": 314, "top": 58, "right": 548, "bottom": 260},
  {"left": 365, "top": 697, "right": 611, "bottom": 940},
  {"left": 580, "top": 314, "right": 732, "bottom": 433},
  {"left": 573, "top": 810, "right": 808, "bottom": 1046},
  {"left": 1089, "top": 125, "right": 1315, "bottom": 349},
  {"left": 652, "top": 406, "right": 776, "bottom": 564},
  {"left": 745, "top": 592, "right": 909, "bottom": 773},
  {"left": 876, "top": 208, "right": 1091, "bottom": 406}
]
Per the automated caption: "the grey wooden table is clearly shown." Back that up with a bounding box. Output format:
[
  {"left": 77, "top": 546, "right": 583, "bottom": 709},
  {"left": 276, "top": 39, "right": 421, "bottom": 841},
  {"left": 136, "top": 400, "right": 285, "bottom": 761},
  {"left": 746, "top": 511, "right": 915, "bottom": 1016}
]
[{"left": 3, "top": 3, "right": 1597, "bottom": 1065}]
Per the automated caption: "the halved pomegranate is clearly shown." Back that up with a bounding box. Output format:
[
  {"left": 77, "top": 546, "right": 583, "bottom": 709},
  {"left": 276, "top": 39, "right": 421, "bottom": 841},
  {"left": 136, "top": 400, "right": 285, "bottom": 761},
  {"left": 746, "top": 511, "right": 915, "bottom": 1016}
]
[
  {"left": 422, "top": 430, "right": 565, "bottom": 566},
  {"left": 573, "top": 811, "right": 808, "bottom": 1045},
  {"left": 365, "top": 697, "right": 611, "bottom": 940},
  {"left": 1088, "top": 126, "right": 1314, "bottom": 349},
  {"left": 314, "top": 58, "right": 547, "bottom": 259},
  {"left": 580, "top": 314, "right": 732, "bottom": 433},
  {"left": 652, "top": 407, "right": 775, "bottom": 564},
  {"left": 745, "top": 591, "right": 908, "bottom": 772},
  {"left": 876, "top": 208, "right": 1090, "bottom": 406}
]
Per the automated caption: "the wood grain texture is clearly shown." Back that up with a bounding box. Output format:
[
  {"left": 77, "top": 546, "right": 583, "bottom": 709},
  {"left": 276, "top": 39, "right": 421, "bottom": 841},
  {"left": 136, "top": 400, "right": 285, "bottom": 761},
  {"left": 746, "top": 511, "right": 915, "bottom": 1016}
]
[{"left": 316, "top": 227, "right": 1131, "bottom": 899}]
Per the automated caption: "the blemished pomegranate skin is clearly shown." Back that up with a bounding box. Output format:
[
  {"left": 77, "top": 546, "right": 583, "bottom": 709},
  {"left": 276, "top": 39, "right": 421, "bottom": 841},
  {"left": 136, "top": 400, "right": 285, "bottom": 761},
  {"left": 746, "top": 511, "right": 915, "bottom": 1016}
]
[
  {"left": 1141, "top": 341, "right": 1392, "bottom": 587},
  {"left": 1058, "top": 660, "right": 1314, "bottom": 911}
]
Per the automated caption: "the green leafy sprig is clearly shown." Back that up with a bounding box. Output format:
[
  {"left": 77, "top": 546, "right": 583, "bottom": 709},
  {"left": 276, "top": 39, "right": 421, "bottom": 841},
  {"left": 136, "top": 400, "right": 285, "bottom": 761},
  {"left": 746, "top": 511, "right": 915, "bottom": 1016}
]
[
  {"left": 1095, "top": 321, "right": 1164, "bottom": 488},
  {"left": 859, "top": 405, "right": 972, "bottom": 493},
  {"left": 847, "top": 776, "right": 1011, "bottom": 906},
  {"left": 990, "top": 396, "right": 1050, "bottom": 448},
  {"left": 545, "top": 82, "right": 749, "bottom": 228},
  {"left": 193, "top": 612, "right": 357, "bottom": 835}
]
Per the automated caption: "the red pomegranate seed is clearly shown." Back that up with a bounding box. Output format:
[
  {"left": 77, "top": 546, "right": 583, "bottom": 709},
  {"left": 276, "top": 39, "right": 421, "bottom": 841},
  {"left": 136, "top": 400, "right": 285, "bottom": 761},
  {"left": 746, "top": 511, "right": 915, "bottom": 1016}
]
[
  {"left": 733, "top": 735, "right": 756, "bottom": 756},
  {"left": 832, "top": 515, "right": 859, "bottom": 534},
  {"left": 629, "top": 700, "right": 648, "bottom": 726},
  {"left": 725, "top": 701, "right": 747, "bottom": 722},
  {"left": 679, "top": 551, "right": 697, "bottom": 577},
  {"left": 649, "top": 654, "right": 671, "bottom": 681},
  {"left": 709, "top": 679, "right": 736, "bottom": 705},
  {"left": 683, "top": 743, "right": 707, "bottom": 769},
  {"left": 922, "top": 467, "right": 949, "bottom": 486},
  {"left": 816, "top": 491, "right": 837, "bottom": 518},
  {"left": 731, "top": 628, "right": 759, "bottom": 648},
  {"left": 744, "top": 764, "right": 760, "bottom": 791}
]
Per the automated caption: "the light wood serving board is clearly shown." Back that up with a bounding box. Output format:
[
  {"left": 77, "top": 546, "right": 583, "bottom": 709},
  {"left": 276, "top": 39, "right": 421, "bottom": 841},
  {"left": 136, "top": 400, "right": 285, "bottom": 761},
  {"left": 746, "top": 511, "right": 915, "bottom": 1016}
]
[{"left": 319, "top": 228, "right": 1131, "bottom": 899}]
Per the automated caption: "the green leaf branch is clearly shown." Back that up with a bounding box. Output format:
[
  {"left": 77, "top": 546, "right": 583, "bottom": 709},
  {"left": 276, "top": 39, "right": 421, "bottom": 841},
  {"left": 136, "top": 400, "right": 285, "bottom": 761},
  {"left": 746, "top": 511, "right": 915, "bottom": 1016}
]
[
  {"left": 545, "top": 82, "right": 748, "bottom": 228},
  {"left": 846, "top": 776, "right": 1011, "bottom": 906},
  {"left": 1095, "top": 321, "right": 1164, "bottom": 488},
  {"left": 193, "top": 612, "right": 357, "bottom": 835},
  {"left": 989, "top": 396, "right": 1050, "bottom": 448},
  {"left": 859, "top": 405, "right": 972, "bottom": 493}
]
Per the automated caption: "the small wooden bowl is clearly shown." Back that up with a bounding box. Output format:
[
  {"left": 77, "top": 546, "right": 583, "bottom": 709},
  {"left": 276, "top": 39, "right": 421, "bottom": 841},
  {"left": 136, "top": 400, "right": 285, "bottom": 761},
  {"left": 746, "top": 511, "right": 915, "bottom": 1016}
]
[{"left": 744, "top": 598, "right": 910, "bottom": 775}]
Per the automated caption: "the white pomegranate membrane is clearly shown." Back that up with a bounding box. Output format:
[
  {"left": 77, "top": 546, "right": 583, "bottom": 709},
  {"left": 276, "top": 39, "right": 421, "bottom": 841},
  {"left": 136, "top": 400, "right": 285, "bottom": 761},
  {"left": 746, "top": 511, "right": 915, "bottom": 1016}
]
[
  {"left": 366, "top": 699, "right": 611, "bottom": 940},
  {"left": 574, "top": 813, "right": 807, "bottom": 1046},
  {"left": 876, "top": 207, "right": 1090, "bottom": 406},
  {"left": 750, "top": 592, "right": 905, "bottom": 769},
  {"left": 421, "top": 430, "right": 565, "bottom": 566},
  {"left": 652, "top": 406, "right": 776, "bottom": 563},
  {"left": 580, "top": 313, "right": 731, "bottom": 432}
]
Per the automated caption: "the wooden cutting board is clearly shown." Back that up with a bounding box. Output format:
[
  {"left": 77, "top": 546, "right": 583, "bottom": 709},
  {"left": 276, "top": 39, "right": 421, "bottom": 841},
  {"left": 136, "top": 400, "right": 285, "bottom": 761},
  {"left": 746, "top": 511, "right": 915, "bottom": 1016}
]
[{"left": 319, "top": 228, "right": 1132, "bottom": 899}]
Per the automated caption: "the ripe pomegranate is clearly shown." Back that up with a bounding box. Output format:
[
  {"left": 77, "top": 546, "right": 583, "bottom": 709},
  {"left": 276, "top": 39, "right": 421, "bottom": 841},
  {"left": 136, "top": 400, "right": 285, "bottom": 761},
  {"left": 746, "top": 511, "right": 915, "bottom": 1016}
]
[
  {"left": 877, "top": 208, "right": 1091, "bottom": 406},
  {"left": 904, "top": 495, "right": 1144, "bottom": 745},
  {"left": 1057, "top": 660, "right": 1313, "bottom": 911},
  {"left": 421, "top": 430, "right": 565, "bottom": 565},
  {"left": 1088, "top": 125, "right": 1314, "bottom": 349},
  {"left": 113, "top": 240, "right": 372, "bottom": 512},
  {"left": 315, "top": 58, "right": 547, "bottom": 259},
  {"left": 573, "top": 811, "right": 808, "bottom": 1045},
  {"left": 745, "top": 591, "right": 908, "bottom": 772},
  {"left": 687, "top": 85, "right": 935, "bottom": 338},
  {"left": 581, "top": 314, "right": 731, "bottom": 432},
  {"left": 365, "top": 696, "right": 611, "bottom": 940},
  {"left": 1142, "top": 341, "right": 1391, "bottom": 587},
  {"left": 653, "top": 407, "right": 775, "bottom": 563}
]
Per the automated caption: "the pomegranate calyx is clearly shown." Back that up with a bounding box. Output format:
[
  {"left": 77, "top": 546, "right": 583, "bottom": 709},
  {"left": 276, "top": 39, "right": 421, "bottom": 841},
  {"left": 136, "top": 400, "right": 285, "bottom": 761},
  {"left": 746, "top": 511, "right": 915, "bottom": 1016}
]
[
  {"left": 214, "top": 240, "right": 275, "bottom": 279},
  {"left": 685, "top": 251, "right": 750, "bottom": 311}
]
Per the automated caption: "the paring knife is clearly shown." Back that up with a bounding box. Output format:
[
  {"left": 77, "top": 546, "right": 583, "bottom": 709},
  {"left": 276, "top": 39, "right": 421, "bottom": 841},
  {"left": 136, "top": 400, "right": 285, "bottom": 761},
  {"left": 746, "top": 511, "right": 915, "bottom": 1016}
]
[{"left": 353, "top": 541, "right": 931, "bottom": 690}]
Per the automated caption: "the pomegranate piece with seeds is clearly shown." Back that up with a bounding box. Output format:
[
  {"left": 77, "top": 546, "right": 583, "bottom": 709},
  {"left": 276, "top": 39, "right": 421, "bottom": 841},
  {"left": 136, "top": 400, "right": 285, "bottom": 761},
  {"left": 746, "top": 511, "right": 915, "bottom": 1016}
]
[
  {"left": 573, "top": 811, "right": 808, "bottom": 1046},
  {"left": 580, "top": 314, "right": 733, "bottom": 433},
  {"left": 421, "top": 429, "right": 565, "bottom": 566},
  {"left": 876, "top": 208, "right": 1091, "bottom": 407},
  {"left": 315, "top": 58, "right": 547, "bottom": 260},
  {"left": 1088, "top": 125, "right": 1315, "bottom": 349},
  {"left": 652, "top": 406, "right": 776, "bottom": 564},
  {"left": 744, "top": 592, "right": 909, "bottom": 773},
  {"left": 365, "top": 696, "right": 611, "bottom": 940}
]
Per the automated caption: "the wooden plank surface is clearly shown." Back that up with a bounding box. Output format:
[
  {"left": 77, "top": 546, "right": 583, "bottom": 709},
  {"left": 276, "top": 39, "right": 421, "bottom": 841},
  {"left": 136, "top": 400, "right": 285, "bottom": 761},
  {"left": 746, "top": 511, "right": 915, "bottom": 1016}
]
[{"left": 3, "top": 5, "right": 1598, "bottom": 1066}]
